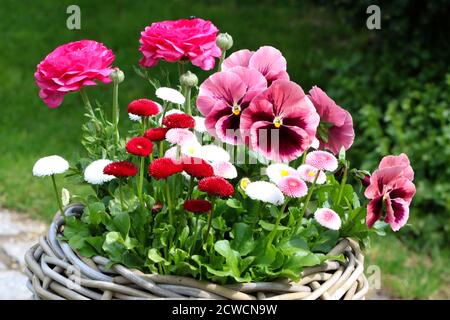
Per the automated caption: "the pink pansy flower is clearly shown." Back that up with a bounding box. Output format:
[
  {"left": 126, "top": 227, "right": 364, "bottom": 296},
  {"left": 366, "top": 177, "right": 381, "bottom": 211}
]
[
  {"left": 165, "top": 128, "right": 197, "bottom": 146},
  {"left": 211, "top": 161, "right": 238, "bottom": 179},
  {"left": 197, "top": 66, "right": 267, "bottom": 144},
  {"left": 297, "top": 164, "right": 327, "bottom": 184},
  {"left": 306, "top": 150, "right": 338, "bottom": 172},
  {"left": 35, "top": 40, "right": 115, "bottom": 108},
  {"left": 308, "top": 86, "right": 354, "bottom": 155},
  {"left": 139, "top": 18, "right": 221, "bottom": 71},
  {"left": 222, "top": 46, "right": 289, "bottom": 84},
  {"left": 240, "top": 80, "right": 320, "bottom": 162},
  {"left": 278, "top": 176, "right": 308, "bottom": 198},
  {"left": 314, "top": 208, "right": 342, "bottom": 230},
  {"left": 364, "top": 154, "right": 415, "bottom": 231}
]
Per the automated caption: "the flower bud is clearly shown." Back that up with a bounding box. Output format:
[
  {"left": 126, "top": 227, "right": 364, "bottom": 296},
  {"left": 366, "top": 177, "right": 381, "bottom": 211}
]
[
  {"left": 216, "top": 33, "right": 233, "bottom": 51},
  {"left": 179, "top": 71, "right": 198, "bottom": 88},
  {"left": 109, "top": 68, "right": 125, "bottom": 84}
]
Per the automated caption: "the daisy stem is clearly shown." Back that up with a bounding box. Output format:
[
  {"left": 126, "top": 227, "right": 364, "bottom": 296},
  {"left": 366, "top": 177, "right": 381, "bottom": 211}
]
[
  {"left": 160, "top": 101, "right": 168, "bottom": 122},
  {"left": 267, "top": 200, "right": 289, "bottom": 248},
  {"left": 118, "top": 181, "right": 125, "bottom": 211},
  {"left": 138, "top": 156, "right": 145, "bottom": 208},
  {"left": 184, "top": 86, "right": 192, "bottom": 115},
  {"left": 189, "top": 216, "right": 200, "bottom": 256},
  {"left": 112, "top": 81, "right": 120, "bottom": 145},
  {"left": 186, "top": 176, "right": 194, "bottom": 200},
  {"left": 203, "top": 199, "right": 215, "bottom": 245},
  {"left": 159, "top": 141, "right": 164, "bottom": 158},
  {"left": 301, "top": 151, "right": 307, "bottom": 164},
  {"left": 165, "top": 182, "right": 174, "bottom": 225},
  {"left": 293, "top": 171, "right": 320, "bottom": 235},
  {"left": 336, "top": 161, "right": 349, "bottom": 206},
  {"left": 50, "top": 174, "right": 64, "bottom": 214}
]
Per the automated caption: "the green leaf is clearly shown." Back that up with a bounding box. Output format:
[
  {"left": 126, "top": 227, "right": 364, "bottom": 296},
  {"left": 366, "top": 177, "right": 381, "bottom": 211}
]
[
  {"left": 259, "top": 220, "right": 289, "bottom": 231},
  {"left": 113, "top": 212, "right": 130, "bottom": 237},
  {"left": 230, "top": 222, "right": 255, "bottom": 256},
  {"left": 214, "top": 240, "right": 241, "bottom": 277},
  {"left": 147, "top": 248, "right": 165, "bottom": 263}
]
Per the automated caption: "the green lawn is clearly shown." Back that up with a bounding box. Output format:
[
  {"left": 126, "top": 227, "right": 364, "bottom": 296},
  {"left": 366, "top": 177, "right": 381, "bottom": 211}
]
[{"left": 0, "top": 0, "right": 447, "bottom": 299}]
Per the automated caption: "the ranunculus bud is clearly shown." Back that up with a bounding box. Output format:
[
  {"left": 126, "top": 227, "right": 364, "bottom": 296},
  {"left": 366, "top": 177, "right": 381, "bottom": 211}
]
[
  {"left": 179, "top": 71, "right": 198, "bottom": 88},
  {"left": 109, "top": 68, "right": 125, "bottom": 84},
  {"left": 216, "top": 33, "right": 233, "bottom": 51}
]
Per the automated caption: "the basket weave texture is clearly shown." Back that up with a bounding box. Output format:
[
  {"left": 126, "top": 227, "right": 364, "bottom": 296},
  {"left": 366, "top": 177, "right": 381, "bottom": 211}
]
[{"left": 25, "top": 205, "right": 369, "bottom": 300}]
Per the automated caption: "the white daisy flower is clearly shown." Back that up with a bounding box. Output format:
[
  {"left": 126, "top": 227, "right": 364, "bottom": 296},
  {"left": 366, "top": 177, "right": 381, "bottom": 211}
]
[
  {"left": 200, "top": 145, "right": 231, "bottom": 162},
  {"left": 128, "top": 113, "right": 142, "bottom": 122},
  {"left": 314, "top": 208, "right": 342, "bottom": 230},
  {"left": 33, "top": 155, "right": 69, "bottom": 177},
  {"left": 181, "top": 141, "right": 202, "bottom": 158},
  {"left": 156, "top": 87, "right": 185, "bottom": 105},
  {"left": 164, "top": 146, "right": 177, "bottom": 159},
  {"left": 84, "top": 159, "right": 115, "bottom": 185},
  {"left": 245, "top": 181, "right": 285, "bottom": 206},
  {"left": 165, "top": 128, "right": 197, "bottom": 146},
  {"left": 211, "top": 161, "right": 237, "bottom": 179},
  {"left": 239, "top": 177, "right": 251, "bottom": 190},
  {"left": 266, "top": 163, "right": 300, "bottom": 184},
  {"left": 193, "top": 116, "right": 207, "bottom": 133}
]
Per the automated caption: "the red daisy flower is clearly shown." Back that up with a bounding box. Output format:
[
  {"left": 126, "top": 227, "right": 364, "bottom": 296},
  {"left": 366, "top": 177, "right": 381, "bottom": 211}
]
[
  {"left": 103, "top": 161, "right": 138, "bottom": 178},
  {"left": 198, "top": 176, "right": 234, "bottom": 197},
  {"left": 126, "top": 137, "right": 153, "bottom": 157},
  {"left": 144, "top": 127, "right": 168, "bottom": 141},
  {"left": 148, "top": 157, "right": 183, "bottom": 180},
  {"left": 162, "top": 113, "right": 195, "bottom": 129},
  {"left": 182, "top": 157, "right": 214, "bottom": 179},
  {"left": 183, "top": 199, "right": 212, "bottom": 213},
  {"left": 128, "top": 99, "right": 161, "bottom": 117}
]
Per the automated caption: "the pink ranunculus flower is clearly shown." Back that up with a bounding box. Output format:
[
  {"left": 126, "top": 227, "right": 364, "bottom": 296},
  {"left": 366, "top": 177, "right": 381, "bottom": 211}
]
[
  {"left": 364, "top": 154, "right": 416, "bottom": 232},
  {"left": 139, "top": 18, "right": 221, "bottom": 71},
  {"left": 222, "top": 46, "right": 289, "bottom": 85},
  {"left": 308, "top": 86, "right": 354, "bottom": 155},
  {"left": 196, "top": 66, "right": 267, "bottom": 144},
  {"left": 240, "top": 80, "right": 320, "bottom": 162},
  {"left": 35, "top": 40, "right": 115, "bottom": 108}
]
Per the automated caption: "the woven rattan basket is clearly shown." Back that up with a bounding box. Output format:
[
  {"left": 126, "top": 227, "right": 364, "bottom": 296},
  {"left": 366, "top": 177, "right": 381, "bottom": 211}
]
[{"left": 24, "top": 204, "right": 369, "bottom": 300}]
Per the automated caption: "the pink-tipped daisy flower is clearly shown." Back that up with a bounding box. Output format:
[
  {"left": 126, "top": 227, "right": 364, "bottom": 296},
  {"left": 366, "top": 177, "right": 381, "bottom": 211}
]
[
  {"left": 222, "top": 46, "right": 289, "bottom": 85},
  {"left": 240, "top": 80, "right": 320, "bottom": 162},
  {"left": 165, "top": 128, "right": 197, "bottom": 146},
  {"left": 314, "top": 208, "right": 342, "bottom": 230},
  {"left": 196, "top": 66, "right": 267, "bottom": 145},
  {"left": 278, "top": 176, "right": 308, "bottom": 198},
  {"left": 297, "top": 164, "right": 327, "bottom": 184},
  {"left": 211, "top": 161, "right": 238, "bottom": 179},
  {"left": 305, "top": 150, "right": 338, "bottom": 172}
]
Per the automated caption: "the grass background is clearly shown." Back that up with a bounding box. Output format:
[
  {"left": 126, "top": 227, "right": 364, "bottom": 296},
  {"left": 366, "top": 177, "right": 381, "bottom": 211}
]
[{"left": 0, "top": 0, "right": 448, "bottom": 299}]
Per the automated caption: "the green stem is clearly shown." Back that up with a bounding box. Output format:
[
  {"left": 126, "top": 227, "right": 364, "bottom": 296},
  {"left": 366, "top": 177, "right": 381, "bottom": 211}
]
[
  {"left": 293, "top": 171, "right": 320, "bottom": 235},
  {"left": 80, "top": 89, "right": 95, "bottom": 118},
  {"left": 160, "top": 101, "right": 169, "bottom": 122},
  {"left": 138, "top": 157, "right": 145, "bottom": 207},
  {"left": 118, "top": 181, "right": 125, "bottom": 211},
  {"left": 165, "top": 182, "right": 174, "bottom": 225},
  {"left": 301, "top": 151, "right": 307, "bottom": 164},
  {"left": 184, "top": 86, "right": 192, "bottom": 115},
  {"left": 203, "top": 200, "right": 215, "bottom": 244},
  {"left": 159, "top": 140, "right": 164, "bottom": 158},
  {"left": 266, "top": 200, "right": 289, "bottom": 248},
  {"left": 189, "top": 216, "right": 200, "bottom": 256},
  {"left": 112, "top": 81, "right": 120, "bottom": 145},
  {"left": 218, "top": 50, "right": 227, "bottom": 71},
  {"left": 336, "top": 162, "right": 349, "bottom": 206},
  {"left": 178, "top": 62, "right": 186, "bottom": 79},
  {"left": 51, "top": 175, "right": 64, "bottom": 214},
  {"left": 185, "top": 176, "right": 194, "bottom": 200}
]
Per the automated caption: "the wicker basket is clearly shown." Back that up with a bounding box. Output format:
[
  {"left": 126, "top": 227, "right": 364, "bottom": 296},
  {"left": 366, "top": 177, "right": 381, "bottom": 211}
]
[{"left": 24, "top": 204, "right": 369, "bottom": 300}]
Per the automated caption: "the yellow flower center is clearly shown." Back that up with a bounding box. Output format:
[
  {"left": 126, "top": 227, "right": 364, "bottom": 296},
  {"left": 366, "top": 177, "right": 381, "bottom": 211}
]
[
  {"left": 273, "top": 116, "right": 283, "bottom": 128},
  {"left": 187, "top": 147, "right": 196, "bottom": 155},
  {"left": 240, "top": 178, "right": 250, "bottom": 190},
  {"left": 280, "top": 169, "right": 289, "bottom": 177},
  {"left": 232, "top": 104, "right": 241, "bottom": 116},
  {"left": 308, "top": 171, "right": 316, "bottom": 177}
]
